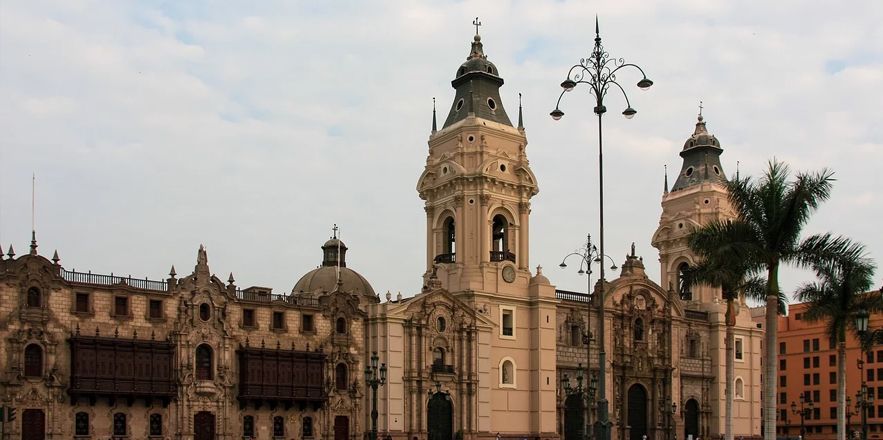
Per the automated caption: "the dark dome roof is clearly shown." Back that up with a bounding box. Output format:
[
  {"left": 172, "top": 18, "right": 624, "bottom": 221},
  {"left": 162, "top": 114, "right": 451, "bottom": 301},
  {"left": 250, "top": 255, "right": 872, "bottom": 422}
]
[
  {"left": 291, "top": 234, "right": 376, "bottom": 298},
  {"left": 682, "top": 115, "right": 721, "bottom": 150},
  {"left": 455, "top": 36, "right": 500, "bottom": 78},
  {"left": 292, "top": 266, "right": 376, "bottom": 297}
]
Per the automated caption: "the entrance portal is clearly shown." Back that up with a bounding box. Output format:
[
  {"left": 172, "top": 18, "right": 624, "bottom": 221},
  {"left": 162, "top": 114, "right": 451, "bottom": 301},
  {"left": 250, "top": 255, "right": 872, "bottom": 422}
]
[
  {"left": 427, "top": 391, "right": 453, "bottom": 440},
  {"left": 194, "top": 411, "right": 216, "bottom": 440},
  {"left": 627, "top": 384, "right": 648, "bottom": 440},
  {"left": 22, "top": 409, "right": 46, "bottom": 440},
  {"left": 684, "top": 399, "right": 700, "bottom": 440},
  {"left": 334, "top": 415, "right": 349, "bottom": 440},
  {"left": 564, "top": 393, "right": 586, "bottom": 440}
]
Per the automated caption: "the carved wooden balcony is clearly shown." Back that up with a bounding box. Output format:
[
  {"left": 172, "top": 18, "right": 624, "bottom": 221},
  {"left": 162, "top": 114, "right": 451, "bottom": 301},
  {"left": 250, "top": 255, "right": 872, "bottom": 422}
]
[
  {"left": 68, "top": 335, "right": 176, "bottom": 404},
  {"left": 238, "top": 346, "right": 327, "bottom": 409}
]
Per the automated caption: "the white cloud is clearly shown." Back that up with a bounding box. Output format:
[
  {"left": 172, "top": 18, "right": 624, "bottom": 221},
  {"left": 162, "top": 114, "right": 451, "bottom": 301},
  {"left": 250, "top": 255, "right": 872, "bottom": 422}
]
[{"left": 1, "top": 0, "right": 881, "bottom": 298}]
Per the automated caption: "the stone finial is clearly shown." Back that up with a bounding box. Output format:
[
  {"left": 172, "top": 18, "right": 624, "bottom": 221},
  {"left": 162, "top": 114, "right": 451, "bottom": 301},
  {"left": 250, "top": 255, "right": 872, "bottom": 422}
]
[
  {"left": 536, "top": 265, "right": 544, "bottom": 276},
  {"left": 133, "top": 329, "right": 138, "bottom": 339},
  {"left": 114, "top": 327, "right": 119, "bottom": 338},
  {"left": 29, "top": 230, "right": 38, "bottom": 255},
  {"left": 431, "top": 97, "right": 437, "bottom": 134},
  {"left": 169, "top": 265, "right": 177, "bottom": 278},
  {"left": 261, "top": 339, "right": 265, "bottom": 348},
  {"left": 151, "top": 330, "right": 156, "bottom": 340},
  {"left": 385, "top": 290, "right": 392, "bottom": 302},
  {"left": 228, "top": 273, "right": 235, "bottom": 285},
  {"left": 95, "top": 326, "right": 100, "bottom": 337},
  {"left": 52, "top": 250, "right": 60, "bottom": 265},
  {"left": 397, "top": 292, "right": 403, "bottom": 302},
  {"left": 75, "top": 322, "right": 80, "bottom": 336},
  {"left": 7, "top": 245, "right": 15, "bottom": 259}
]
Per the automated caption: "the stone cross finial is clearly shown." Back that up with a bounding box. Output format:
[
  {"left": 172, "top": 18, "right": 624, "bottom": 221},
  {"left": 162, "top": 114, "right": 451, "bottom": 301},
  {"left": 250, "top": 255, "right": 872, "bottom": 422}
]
[{"left": 473, "top": 17, "right": 482, "bottom": 35}]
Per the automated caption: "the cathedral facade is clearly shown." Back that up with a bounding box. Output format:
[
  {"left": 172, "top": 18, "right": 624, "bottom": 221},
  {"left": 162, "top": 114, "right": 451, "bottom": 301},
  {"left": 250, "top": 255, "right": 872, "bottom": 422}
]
[{"left": 0, "top": 27, "right": 761, "bottom": 440}]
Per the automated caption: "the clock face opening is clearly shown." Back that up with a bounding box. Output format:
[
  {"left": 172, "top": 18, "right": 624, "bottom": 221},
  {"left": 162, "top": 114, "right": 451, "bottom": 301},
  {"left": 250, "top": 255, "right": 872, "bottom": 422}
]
[{"left": 502, "top": 266, "right": 516, "bottom": 283}]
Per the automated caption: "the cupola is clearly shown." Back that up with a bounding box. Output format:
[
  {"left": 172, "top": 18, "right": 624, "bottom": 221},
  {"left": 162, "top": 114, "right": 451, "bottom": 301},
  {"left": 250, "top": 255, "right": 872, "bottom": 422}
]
[
  {"left": 442, "top": 27, "right": 512, "bottom": 128},
  {"left": 671, "top": 113, "right": 727, "bottom": 191}
]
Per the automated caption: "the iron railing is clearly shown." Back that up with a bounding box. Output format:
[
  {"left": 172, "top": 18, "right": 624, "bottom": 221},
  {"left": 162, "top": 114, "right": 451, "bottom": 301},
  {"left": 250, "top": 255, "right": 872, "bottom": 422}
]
[
  {"left": 434, "top": 253, "right": 456, "bottom": 264},
  {"left": 235, "top": 290, "right": 320, "bottom": 308},
  {"left": 489, "top": 251, "right": 516, "bottom": 263},
  {"left": 60, "top": 268, "right": 168, "bottom": 292}
]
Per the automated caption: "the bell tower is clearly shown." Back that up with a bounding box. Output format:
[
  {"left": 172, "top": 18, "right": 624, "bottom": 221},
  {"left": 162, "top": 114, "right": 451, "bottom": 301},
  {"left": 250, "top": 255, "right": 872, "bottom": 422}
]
[
  {"left": 416, "top": 27, "right": 539, "bottom": 295},
  {"left": 651, "top": 112, "right": 737, "bottom": 304}
]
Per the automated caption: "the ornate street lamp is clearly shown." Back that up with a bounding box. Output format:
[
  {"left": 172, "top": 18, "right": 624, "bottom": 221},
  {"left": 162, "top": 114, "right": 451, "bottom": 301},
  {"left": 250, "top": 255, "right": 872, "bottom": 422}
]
[
  {"left": 846, "top": 396, "right": 856, "bottom": 440},
  {"left": 561, "top": 234, "right": 617, "bottom": 439},
  {"left": 365, "top": 352, "right": 387, "bottom": 440},
  {"left": 551, "top": 16, "right": 653, "bottom": 440},
  {"left": 855, "top": 358, "right": 874, "bottom": 440},
  {"left": 791, "top": 394, "right": 814, "bottom": 439}
]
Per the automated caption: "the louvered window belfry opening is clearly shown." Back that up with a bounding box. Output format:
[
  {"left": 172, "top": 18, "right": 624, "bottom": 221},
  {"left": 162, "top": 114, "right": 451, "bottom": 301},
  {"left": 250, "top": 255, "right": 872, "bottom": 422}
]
[{"left": 490, "top": 215, "right": 515, "bottom": 262}]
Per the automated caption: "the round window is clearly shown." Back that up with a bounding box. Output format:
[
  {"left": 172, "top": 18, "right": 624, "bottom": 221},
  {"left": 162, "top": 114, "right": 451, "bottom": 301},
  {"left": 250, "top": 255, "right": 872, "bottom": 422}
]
[
  {"left": 468, "top": 199, "right": 475, "bottom": 205},
  {"left": 437, "top": 316, "right": 447, "bottom": 332},
  {"left": 442, "top": 166, "right": 448, "bottom": 175},
  {"left": 199, "top": 303, "right": 211, "bottom": 321},
  {"left": 500, "top": 164, "right": 507, "bottom": 172},
  {"left": 685, "top": 167, "right": 694, "bottom": 177},
  {"left": 713, "top": 165, "right": 721, "bottom": 175},
  {"left": 487, "top": 98, "right": 496, "bottom": 110},
  {"left": 704, "top": 199, "right": 710, "bottom": 205},
  {"left": 467, "top": 135, "right": 475, "bottom": 143},
  {"left": 456, "top": 99, "right": 464, "bottom": 111}
]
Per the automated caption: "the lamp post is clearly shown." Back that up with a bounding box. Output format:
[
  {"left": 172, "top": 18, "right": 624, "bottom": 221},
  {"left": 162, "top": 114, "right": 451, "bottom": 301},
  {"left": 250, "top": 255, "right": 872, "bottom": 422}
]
[
  {"left": 563, "top": 365, "right": 599, "bottom": 440},
  {"left": 560, "top": 233, "right": 619, "bottom": 422},
  {"left": 365, "top": 352, "right": 387, "bottom": 440},
  {"left": 551, "top": 17, "right": 653, "bottom": 440},
  {"left": 791, "top": 394, "right": 814, "bottom": 440},
  {"left": 659, "top": 398, "right": 677, "bottom": 440},
  {"left": 856, "top": 309, "right": 873, "bottom": 440},
  {"left": 846, "top": 396, "right": 856, "bottom": 440}
]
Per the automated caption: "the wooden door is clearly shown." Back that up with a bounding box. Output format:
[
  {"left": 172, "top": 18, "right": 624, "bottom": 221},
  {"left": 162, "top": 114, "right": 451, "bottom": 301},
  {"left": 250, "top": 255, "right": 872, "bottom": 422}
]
[
  {"left": 22, "top": 409, "right": 45, "bottom": 440},
  {"left": 334, "top": 416, "right": 349, "bottom": 440},
  {"left": 627, "top": 384, "right": 648, "bottom": 440},
  {"left": 194, "top": 411, "right": 216, "bottom": 440}
]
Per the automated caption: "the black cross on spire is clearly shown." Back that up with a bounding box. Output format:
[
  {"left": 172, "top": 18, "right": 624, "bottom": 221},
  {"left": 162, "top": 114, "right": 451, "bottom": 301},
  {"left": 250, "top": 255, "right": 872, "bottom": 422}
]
[
  {"left": 699, "top": 100, "right": 704, "bottom": 117},
  {"left": 473, "top": 17, "right": 482, "bottom": 35},
  {"left": 332, "top": 224, "right": 338, "bottom": 239}
]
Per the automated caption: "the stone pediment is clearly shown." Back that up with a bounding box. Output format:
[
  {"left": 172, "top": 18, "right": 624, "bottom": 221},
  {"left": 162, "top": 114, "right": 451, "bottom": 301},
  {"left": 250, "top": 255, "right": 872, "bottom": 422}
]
[
  {"left": 387, "top": 288, "right": 494, "bottom": 329},
  {"left": 606, "top": 277, "right": 684, "bottom": 319}
]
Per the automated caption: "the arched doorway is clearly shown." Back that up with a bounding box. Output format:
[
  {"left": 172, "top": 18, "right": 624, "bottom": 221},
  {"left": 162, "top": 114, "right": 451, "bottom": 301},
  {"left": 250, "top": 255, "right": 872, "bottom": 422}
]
[
  {"left": 627, "top": 384, "right": 648, "bottom": 440},
  {"left": 334, "top": 416, "right": 349, "bottom": 440},
  {"left": 22, "top": 409, "right": 45, "bottom": 440},
  {"left": 194, "top": 411, "right": 215, "bottom": 440},
  {"left": 684, "top": 399, "right": 700, "bottom": 440},
  {"left": 564, "top": 393, "right": 586, "bottom": 440},
  {"left": 427, "top": 391, "right": 453, "bottom": 440}
]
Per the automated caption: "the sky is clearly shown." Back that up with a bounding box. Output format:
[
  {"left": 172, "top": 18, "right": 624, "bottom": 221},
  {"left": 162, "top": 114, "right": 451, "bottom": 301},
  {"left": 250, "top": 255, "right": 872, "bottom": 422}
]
[{"left": 1, "top": 0, "right": 881, "bottom": 304}]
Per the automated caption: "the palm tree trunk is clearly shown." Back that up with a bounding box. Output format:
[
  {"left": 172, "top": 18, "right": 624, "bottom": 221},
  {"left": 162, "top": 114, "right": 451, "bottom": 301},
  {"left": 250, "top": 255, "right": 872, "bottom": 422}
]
[
  {"left": 726, "top": 298, "right": 735, "bottom": 440},
  {"left": 839, "top": 340, "right": 847, "bottom": 440},
  {"left": 764, "top": 264, "right": 779, "bottom": 440}
]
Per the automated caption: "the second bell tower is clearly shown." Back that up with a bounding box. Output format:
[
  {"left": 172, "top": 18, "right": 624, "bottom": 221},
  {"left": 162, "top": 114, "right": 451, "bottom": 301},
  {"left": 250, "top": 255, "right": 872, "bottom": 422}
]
[{"left": 416, "top": 28, "right": 539, "bottom": 295}]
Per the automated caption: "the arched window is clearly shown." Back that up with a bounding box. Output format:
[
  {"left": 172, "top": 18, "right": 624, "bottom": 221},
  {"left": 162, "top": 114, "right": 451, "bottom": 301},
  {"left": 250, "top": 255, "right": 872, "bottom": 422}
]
[
  {"left": 243, "top": 415, "right": 255, "bottom": 437},
  {"left": 444, "top": 217, "right": 456, "bottom": 254},
  {"left": 149, "top": 413, "right": 162, "bottom": 436},
  {"left": 336, "top": 363, "right": 348, "bottom": 390},
  {"left": 678, "top": 262, "right": 692, "bottom": 301},
  {"left": 303, "top": 416, "right": 314, "bottom": 437},
  {"left": 24, "top": 344, "right": 43, "bottom": 377},
  {"left": 634, "top": 318, "right": 644, "bottom": 341},
  {"left": 687, "top": 335, "right": 700, "bottom": 358},
  {"left": 113, "top": 413, "right": 127, "bottom": 436},
  {"left": 492, "top": 215, "right": 508, "bottom": 253},
  {"left": 75, "top": 412, "right": 89, "bottom": 436},
  {"left": 434, "top": 347, "right": 445, "bottom": 366},
  {"left": 735, "top": 377, "right": 745, "bottom": 399},
  {"left": 571, "top": 325, "right": 582, "bottom": 347},
  {"left": 336, "top": 317, "right": 347, "bottom": 335},
  {"left": 199, "top": 303, "right": 211, "bottom": 321},
  {"left": 196, "top": 344, "right": 213, "bottom": 380},
  {"left": 27, "top": 287, "right": 41, "bottom": 308},
  {"left": 273, "top": 415, "right": 285, "bottom": 437},
  {"left": 501, "top": 359, "right": 515, "bottom": 386}
]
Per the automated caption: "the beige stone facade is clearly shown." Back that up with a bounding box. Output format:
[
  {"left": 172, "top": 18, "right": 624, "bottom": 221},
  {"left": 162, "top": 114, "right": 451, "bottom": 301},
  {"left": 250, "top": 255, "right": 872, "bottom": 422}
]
[{"left": 0, "top": 28, "right": 763, "bottom": 440}]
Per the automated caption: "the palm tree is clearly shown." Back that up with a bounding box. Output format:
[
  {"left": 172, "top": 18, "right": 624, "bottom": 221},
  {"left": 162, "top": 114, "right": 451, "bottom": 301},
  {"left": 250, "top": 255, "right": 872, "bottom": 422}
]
[
  {"left": 687, "top": 160, "right": 835, "bottom": 440},
  {"left": 797, "top": 234, "right": 880, "bottom": 440},
  {"left": 686, "top": 236, "right": 786, "bottom": 440}
]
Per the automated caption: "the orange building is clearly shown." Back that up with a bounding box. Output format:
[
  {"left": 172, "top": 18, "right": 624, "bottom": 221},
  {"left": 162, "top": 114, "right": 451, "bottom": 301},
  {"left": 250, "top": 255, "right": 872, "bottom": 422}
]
[{"left": 769, "top": 302, "right": 883, "bottom": 440}]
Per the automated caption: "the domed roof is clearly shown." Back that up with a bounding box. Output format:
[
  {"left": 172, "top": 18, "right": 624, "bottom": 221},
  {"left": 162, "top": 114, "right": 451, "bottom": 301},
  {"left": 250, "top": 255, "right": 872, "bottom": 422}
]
[
  {"left": 671, "top": 113, "right": 727, "bottom": 192},
  {"left": 292, "top": 266, "right": 376, "bottom": 298},
  {"left": 291, "top": 233, "right": 376, "bottom": 298},
  {"left": 454, "top": 35, "right": 501, "bottom": 78},
  {"left": 682, "top": 115, "right": 721, "bottom": 150}
]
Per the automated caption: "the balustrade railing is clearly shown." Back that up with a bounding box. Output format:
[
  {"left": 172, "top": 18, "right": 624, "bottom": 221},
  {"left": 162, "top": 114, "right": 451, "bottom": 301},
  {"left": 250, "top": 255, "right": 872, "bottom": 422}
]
[
  {"left": 235, "top": 290, "right": 320, "bottom": 308},
  {"left": 556, "top": 289, "right": 591, "bottom": 303},
  {"left": 60, "top": 268, "right": 168, "bottom": 292},
  {"left": 434, "top": 253, "right": 456, "bottom": 264},
  {"left": 489, "top": 250, "right": 516, "bottom": 263}
]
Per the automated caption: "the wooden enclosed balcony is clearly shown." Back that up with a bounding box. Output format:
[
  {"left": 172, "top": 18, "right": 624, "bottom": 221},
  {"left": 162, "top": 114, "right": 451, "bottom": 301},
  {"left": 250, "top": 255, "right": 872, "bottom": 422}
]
[
  {"left": 238, "top": 346, "right": 327, "bottom": 409},
  {"left": 68, "top": 335, "right": 176, "bottom": 404}
]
